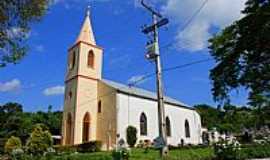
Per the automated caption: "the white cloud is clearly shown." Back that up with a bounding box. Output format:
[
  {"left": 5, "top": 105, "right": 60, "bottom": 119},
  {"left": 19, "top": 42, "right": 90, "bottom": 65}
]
[
  {"left": 161, "top": 0, "right": 246, "bottom": 52},
  {"left": 127, "top": 75, "right": 148, "bottom": 85},
  {"left": 0, "top": 79, "right": 21, "bottom": 93},
  {"left": 43, "top": 85, "right": 65, "bottom": 96}
]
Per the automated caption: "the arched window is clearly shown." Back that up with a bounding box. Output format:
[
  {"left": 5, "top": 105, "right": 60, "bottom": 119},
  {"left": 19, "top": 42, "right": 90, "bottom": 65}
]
[
  {"left": 166, "top": 117, "right": 171, "bottom": 137},
  {"left": 88, "top": 50, "right": 94, "bottom": 68},
  {"left": 65, "top": 113, "right": 72, "bottom": 145},
  {"left": 140, "top": 113, "right": 147, "bottom": 136},
  {"left": 69, "top": 51, "right": 76, "bottom": 70},
  {"left": 82, "top": 113, "right": 90, "bottom": 142},
  {"left": 98, "top": 100, "right": 102, "bottom": 113},
  {"left": 185, "top": 120, "right": 191, "bottom": 138},
  {"left": 68, "top": 91, "right": 72, "bottom": 100}
]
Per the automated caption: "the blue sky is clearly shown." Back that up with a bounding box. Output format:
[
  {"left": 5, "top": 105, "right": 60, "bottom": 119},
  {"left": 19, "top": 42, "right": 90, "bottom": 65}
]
[{"left": 0, "top": 0, "right": 249, "bottom": 111}]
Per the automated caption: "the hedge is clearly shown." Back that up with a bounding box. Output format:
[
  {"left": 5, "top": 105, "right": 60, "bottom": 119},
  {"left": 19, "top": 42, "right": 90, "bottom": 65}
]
[
  {"left": 239, "top": 144, "right": 270, "bottom": 159},
  {"left": 77, "top": 141, "right": 102, "bottom": 153},
  {"left": 54, "top": 141, "right": 102, "bottom": 153}
]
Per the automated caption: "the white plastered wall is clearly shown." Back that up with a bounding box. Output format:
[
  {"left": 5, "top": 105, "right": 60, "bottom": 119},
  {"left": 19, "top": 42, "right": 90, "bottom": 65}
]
[{"left": 116, "top": 93, "right": 202, "bottom": 146}]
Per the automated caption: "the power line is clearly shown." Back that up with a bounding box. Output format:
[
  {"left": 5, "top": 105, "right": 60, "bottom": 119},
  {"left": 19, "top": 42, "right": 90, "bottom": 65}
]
[
  {"left": 180, "top": 0, "right": 209, "bottom": 32},
  {"left": 163, "top": 58, "right": 213, "bottom": 73},
  {"left": 160, "top": 0, "right": 210, "bottom": 51},
  {"left": 19, "top": 56, "right": 214, "bottom": 100},
  {"left": 136, "top": 58, "right": 213, "bottom": 84},
  {"left": 18, "top": 1, "right": 211, "bottom": 98},
  {"left": 29, "top": 0, "right": 210, "bottom": 88},
  {"left": 77, "top": 57, "right": 214, "bottom": 108},
  {"left": 17, "top": 41, "right": 212, "bottom": 92}
]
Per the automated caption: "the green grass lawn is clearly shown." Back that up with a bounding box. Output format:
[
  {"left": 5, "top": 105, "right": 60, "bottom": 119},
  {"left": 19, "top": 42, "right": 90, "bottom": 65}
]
[
  {"left": 48, "top": 147, "right": 214, "bottom": 160},
  {"left": 129, "top": 148, "right": 214, "bottom": 160}
]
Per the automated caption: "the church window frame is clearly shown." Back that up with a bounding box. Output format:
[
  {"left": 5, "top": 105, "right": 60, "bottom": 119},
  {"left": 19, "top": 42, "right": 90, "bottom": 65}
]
[
  {"left": 68, "top": 91, "right": 72, "bottom": 100},
  {"left": 185, "top": 119, "right": 191, "bottom": 138},
  {"left": 166, "top": 116, "right": 172, "bottom": 137},
  {"left": 98, "top": 100, "right": 102, "bottom": 113},
  {"left": 88, "top": 50, "right": 95, "bottom": 68},
  {"left": 82, "top": 112, "right": 91, "bottom": 143},
  {"left": 69, "top": 51, "right": 76, "bottom": 70},
  {"left": 140, "top": 112, "right": 147, "bottom": 136}
]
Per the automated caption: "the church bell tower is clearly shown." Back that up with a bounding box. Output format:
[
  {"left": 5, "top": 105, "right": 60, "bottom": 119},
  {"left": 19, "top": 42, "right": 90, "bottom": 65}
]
[{"left": 62, "top": 7, "right": 103, "bottom": 145}]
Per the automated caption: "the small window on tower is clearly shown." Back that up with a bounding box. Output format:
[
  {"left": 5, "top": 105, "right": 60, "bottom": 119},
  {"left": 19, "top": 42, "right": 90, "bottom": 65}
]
[
  {"left": 69, "top": 91, "right": 72, "bottom": 99},
  {"left": 69, "top": 51, "right": 76, "bottom": 70},
  {"left": 88, "top": 50, "right": 94, "bottom": 68},
  {"left": 98, "top": 100, "right": 102, "bottom": 113}
]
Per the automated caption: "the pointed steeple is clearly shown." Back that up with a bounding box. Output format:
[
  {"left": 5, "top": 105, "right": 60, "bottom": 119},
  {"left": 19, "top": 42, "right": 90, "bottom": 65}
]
[{"left": 75, "top": 6, "right": 96, "bottom": 45}]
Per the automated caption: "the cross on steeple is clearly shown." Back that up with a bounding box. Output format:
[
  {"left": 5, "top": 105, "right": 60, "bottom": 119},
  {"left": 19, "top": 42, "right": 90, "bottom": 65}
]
[
  {"left": 86, "top": 5, "right": 91, "bottom": 17},
  {"left": 75, "top": 5, "right": 96, "bottom": 45}
]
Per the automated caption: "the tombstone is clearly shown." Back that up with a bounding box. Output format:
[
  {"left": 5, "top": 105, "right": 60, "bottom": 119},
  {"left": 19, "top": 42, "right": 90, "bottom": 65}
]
[{"left": 153, "top": 137, "right": 165, "bottom": 149}]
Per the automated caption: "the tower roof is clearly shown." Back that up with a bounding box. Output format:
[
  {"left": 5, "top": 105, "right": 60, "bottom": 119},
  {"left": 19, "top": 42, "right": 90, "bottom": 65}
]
[{"left": 75, "top": 6, "right": 96, "bottom": 45}]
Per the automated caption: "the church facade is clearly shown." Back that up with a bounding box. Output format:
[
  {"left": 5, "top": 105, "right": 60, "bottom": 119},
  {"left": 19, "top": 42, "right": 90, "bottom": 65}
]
[{"left": 61, "top": 10, "right": 202, "bottom": 150}]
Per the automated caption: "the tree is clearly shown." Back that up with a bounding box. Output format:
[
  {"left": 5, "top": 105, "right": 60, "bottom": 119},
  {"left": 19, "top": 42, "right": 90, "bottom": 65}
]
[
  {"left": 195, "top": 104, "right": 221, "bottom": 130},
  {"left": 0, "top": 0, "right": 49, "bottom": 67},
  {"left": 0, "top": 103, "right": 25, "bottom": 139},
  {"left": 4, "top": 136, "right": 22, "bottom": 154},
  {"left": 26, "top": 124, "right": 53, "bottom": 155},
  {"left": 126, "top": 126, "right": 137, "bottom": 147},
  {"left": 0, "top": 102, "right": 63, "bottom": 145},
  {"left": 209, "top": 0, "right": 270, "bottom": 106},
  {"left": 194, "top": 104, "right": 255, "bottom": 133},
  {"left": 31, "top": 106, "right": 63, "bottom": 135}
]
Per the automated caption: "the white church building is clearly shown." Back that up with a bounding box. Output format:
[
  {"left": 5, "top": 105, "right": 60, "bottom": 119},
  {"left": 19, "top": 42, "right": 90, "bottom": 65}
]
[{"left": 61, "top": 9, "right": 202, "bottom": 150}]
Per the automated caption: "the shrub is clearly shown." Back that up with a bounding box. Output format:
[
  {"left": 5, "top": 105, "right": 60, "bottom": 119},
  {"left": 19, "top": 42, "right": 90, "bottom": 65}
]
[
  {"left": 240, "top": 144, "right": 270, "bottom": 159},
  {"left": 0, "top": 138, "right": 6, "bottom": 154},
  {"left": 112, "top": 149, "right": 121, "bottom": 160},
  {"left": 112, "top": 148, "right": 130, "bottom": 160},
  {"left": 26, "top": 124, "right": 53, "bottom": 155},
  {"left": 214, "top": 140, "right": 241, "bottom": 160},
  {"left": 126, "top": 126, "right": 137, "bottom": 148},
  {"left": 77, "top": 141, "right": 102, "bottom": 153},
  {"left": 213, "top": 142, "right": 270, "bottom": 160},
  {"left": 54, "top": 145, "right": 77, "bottom": 153},
  {"left": 4, "top": 136, "right": 22, "bottom": 154},
  {"left": 11, "top": 148, "right": 25, "bottom": 160}
]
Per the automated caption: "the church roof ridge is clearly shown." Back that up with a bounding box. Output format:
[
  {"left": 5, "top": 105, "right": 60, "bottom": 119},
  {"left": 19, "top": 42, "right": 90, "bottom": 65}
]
[{"left": 101, "top": 79, "right": 194, "bottom": 110}]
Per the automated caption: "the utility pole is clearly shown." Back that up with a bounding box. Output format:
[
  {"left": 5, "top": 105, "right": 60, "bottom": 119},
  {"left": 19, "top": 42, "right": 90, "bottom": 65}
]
[{"left": 140, "top": 0, "right": 169, "bottom": 157}]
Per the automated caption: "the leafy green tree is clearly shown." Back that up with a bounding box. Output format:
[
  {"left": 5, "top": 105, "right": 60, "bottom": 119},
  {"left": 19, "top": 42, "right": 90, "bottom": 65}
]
[
  {"left": 209, "top": 0, "right": 270, "bottom": 107},
  {"left": 195, "top": 104, "right": 255, "bottom": 133},
  {"left": 32, "top": 106, "right": 63, "bottom": 135},
  {"left": 0, "top": 102, "right": 62, "bottom": 151},
  {"left": 26, "top": 124, "right": 53, "bottom": 155},
  {"left": 126, "top": 126, "right": 137, "bottom": 147},
  {"left": 4, "top": 136, "right": 22, "bottom": 154},
  {"left": 0, "top": 0, "right": 49, "bottom": 67},
  {"left": 0, "top": 103, "right": 26, "bottom": 139},
  {"left": 195, "top": 104, "right": 221, "bottom": 130}
]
